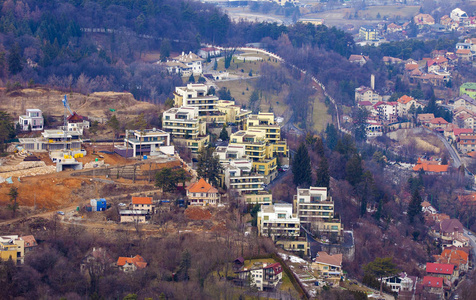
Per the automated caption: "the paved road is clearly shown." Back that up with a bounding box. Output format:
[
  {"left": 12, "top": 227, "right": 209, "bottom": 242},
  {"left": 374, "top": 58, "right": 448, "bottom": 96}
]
[
  {"left": 463, "top": 229, "right": 476, "bottom": 261},
  {"left": 430, "top": 129, "right": 462, "bottom": 168}
]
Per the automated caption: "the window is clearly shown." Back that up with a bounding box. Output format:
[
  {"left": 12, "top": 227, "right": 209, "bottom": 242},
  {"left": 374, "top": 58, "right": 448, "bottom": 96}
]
[{"left": 277, "top": 214, "right": 286, "bottom": 219}]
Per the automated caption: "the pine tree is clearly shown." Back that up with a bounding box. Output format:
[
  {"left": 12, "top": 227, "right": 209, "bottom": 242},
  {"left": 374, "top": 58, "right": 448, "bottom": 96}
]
[
  {"left": 292, "top": 142, "right": 312, "bottom": 187},
  {"left": 315, "top": 156, "right": 330, "bottom": 188},
  {"left": 408, "top": 189, "right": 423, "bottom": 224},
  {"left": 196, "top": 147, "right": 222, "bottom": 187},
  {"left": 315, "top": 138, "right": 325, "bottom": 157},
  {"left": 7, "top": 187, "right": 19, "bottom": 218},
  {"left": 8, "top": 43, "right": 22, "bottom": 75},
  {"left": 219, "top": 124, "right": 229, "bottom": 141},
  {"left": 346, "top": 154, "right": 363, "bottom": 186}
]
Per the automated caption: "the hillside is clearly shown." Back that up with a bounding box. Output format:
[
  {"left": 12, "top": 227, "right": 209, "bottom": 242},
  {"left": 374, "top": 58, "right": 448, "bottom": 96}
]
[{"left": 0, "top": 88, "right": 157, "bottom": 120}]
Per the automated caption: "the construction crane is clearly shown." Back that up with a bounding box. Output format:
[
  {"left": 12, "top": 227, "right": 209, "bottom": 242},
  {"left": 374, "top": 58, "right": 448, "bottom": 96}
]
[{"left": 62, "top": 95, "right": 73, "bottom": 151}]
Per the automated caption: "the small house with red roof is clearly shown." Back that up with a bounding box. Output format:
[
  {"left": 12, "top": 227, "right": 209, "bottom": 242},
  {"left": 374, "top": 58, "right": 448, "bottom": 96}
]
[
  {"left": 186, "top": 178, "right": 220, "bottom": 206},
  {"left": 66, "top": 112, "right": 90, "bottom": 134},
  {"left": 397, "top": 95, "right": 422, "bottom": 117},
  {"left": 456, "top": 49, "right": 472, "bottom": 61},
  {"left": 413, "top": 158, "right": 449, "bottom": 175},
  {"left": 426, "top": 263, "right": 456, "bottom": 283},
  {"left": 435, "top": 248, "right": 469, "bottom": 273},
  {"left": 429, "top": 117, "right": 449, "bottom": 130},
  {"left": 131, "top": 196, "right": 154, "bottom": 213},
  {"left": 417, "top": 113, "right": 435, "bottom": 125},
  {"left": 117, "top": 255, "right": 147, "bottom": 272},
  {"left": 312, "top": 251, "right": 343, "bottom": 283},
  {"left": 420, "top": 276, "right": 444, "bottom": 297},
  {"left": 235, "top": 262, "right": 283, "bottom": 291}
]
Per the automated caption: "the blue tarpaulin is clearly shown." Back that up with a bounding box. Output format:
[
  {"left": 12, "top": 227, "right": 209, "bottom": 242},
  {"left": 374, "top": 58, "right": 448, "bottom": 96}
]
[{"left": 6, "top": 177, "right": 13, "bottom": 184}]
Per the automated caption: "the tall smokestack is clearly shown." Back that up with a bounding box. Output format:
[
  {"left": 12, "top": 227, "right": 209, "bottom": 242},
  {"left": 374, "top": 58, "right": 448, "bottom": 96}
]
[{"left": 371, "top": 74, "right": 375, "bottom": 90}]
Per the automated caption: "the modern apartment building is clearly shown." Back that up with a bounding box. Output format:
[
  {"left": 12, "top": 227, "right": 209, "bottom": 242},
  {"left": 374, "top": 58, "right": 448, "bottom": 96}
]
[
  {"left": 293, "top": 187, "right": 342, "bottom": 236},
  {"left": 162, "top": 106, "right": 206, "bottom": 139},
  {"left": 174, "top": 84, "right": 219, "bottom": 115},
  {"left": 257, "top": 203, "right": 301, "bottom": 240},
  {"left": 122, "top": 128, "right": 173, "bottom": 158}
]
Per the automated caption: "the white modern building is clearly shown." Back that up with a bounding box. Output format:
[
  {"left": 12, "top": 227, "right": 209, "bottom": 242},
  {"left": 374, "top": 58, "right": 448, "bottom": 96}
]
[
  {"left": 450, "top": 8, "right": 468, "bottom": 23},
  {"left": 162, "top": 106, "right": 206, "bottom": 139},
  {"left": 19, "top": 129, "right": 82, "bottom": 152},
  {"left": 257, "top": 203, "right": 301, "bottom": 240},
  {"left": 119, "top": 129, "right": 173, "bottom": 158},
  {"left": 174, "top": 84, "right": 219, "bottom": 115},
  {"left": 223, "top": 160, "right": 265, "bottom": 194},
  {"left": 18, "top": 109, "right": 43, "bottom": 131}
]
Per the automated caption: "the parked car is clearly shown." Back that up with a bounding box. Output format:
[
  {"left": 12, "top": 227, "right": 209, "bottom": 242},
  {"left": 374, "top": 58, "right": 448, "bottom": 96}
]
[
  {"left": 57, "top": 211, "right": 65, "bottom": 215},
  {"left": 118, "top": 203, "right": 126, "bottom": 207}
]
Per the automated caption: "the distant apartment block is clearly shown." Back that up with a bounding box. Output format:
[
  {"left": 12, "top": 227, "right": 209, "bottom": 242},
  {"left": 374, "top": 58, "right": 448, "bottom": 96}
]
[
  {"left": 293, "top": 187, "right": 342, "bottom": 237},
  {"left": 174, "top": 84, "right": 219, "bottom": 115},
  {"left": 162, "top": 106, "right": 206, "bottom": 139},
  {"left": 257, "top": 203, "right": 300, "bottom": 240},
  {"left": 359, "top": 26, "right": 378, "bottom": 41},
  {"left": 355, "top": 86, "right": 382, "bottom": 105},
  {"left": 18, "top": 109, "right": 43, "bottom": 131}
]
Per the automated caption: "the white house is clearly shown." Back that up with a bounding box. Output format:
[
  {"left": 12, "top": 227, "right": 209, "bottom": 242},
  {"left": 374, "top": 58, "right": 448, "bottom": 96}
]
[
  {"left": 198, "top": 47, "right": 221, "bottom": 58},
  {"left": 18, "top": 109, "right": 44, "bottom": 131},
  {"left": 121, "top": 128, "right": 173, "bottom": 158},
  {"left": 171, "top": 51, "right": 203, "bottom": 75},
  {"left": 450, "top": 8, "right": 469, "bottom": 23}
]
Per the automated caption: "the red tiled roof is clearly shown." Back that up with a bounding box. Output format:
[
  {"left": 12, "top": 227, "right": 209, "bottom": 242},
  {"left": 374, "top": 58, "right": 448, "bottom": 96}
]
[
  {"left": 397, "top": 95, "right": 414, "bottom": 104},
  {"left": 21, "top": 235, "right": 37, "bottom": 248},
  {"left": 453, "top": 128, "right": 473, "bottom": 136},
  {"left": 358, "top": 101, "right": 373, "bottom": 106},
  {"left": 413, "top": 162, "right": 448, "bottom": 173},
  {"left": 132, "top": 197, "right": 153, "bottom": 205},
  {"left": 440, "top": 219, "right": 464, "bottom": 234},
  {"left": 426, "top": 263, "right": 454, "bottom": 275},
  {"left": 314, "top": 251, "right": 343, "bottom": 267},
  {"left": 438, "top": 249, "right": 468, "bottom": 267},
  {"left": 430, "top": 117, "right": 449, "bottom": 125},
  {"left": 117, "top": 255, "right": 147, "bottom": 269},
  {"left": 264, "top": 262, "right": 283, "bottom": 275},
  {"left": 422, "top": 276, "right": 443, "bottom": 288},
  {"left": 187, "top": 178, "right": 218, "bottom": 193}
]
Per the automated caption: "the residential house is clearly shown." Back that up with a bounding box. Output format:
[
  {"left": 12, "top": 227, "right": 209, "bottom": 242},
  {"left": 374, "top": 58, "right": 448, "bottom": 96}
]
[
  {"left": 397, "top": 95, "right": 422, "bottom": 117},
  {"left": 439, "top": 219, "right": 464, "bottom": 247},
  {"left": 0, "top": 235, "right": 25, "bottom": 263},
  {"left": 359, "top": 26, "right": 378, "bottom": 41},
  {"left": 458, "top": 133, "right": 476, "bottom": 153},
  {"left": 387, "top": 23, "right": 402, "bottom": 33},
  {"left": 355, "top": 86, "right": 382, "bottom": 104},
  {"left": 293, "top": 187, "right": 342, "bottom": 239},
  {"left": 163, "top": 61, "right": 192, "bottom": 76},
  {"left": 65, "top": 112, "right": 90, "bottom": 134},
  {"left": 80, "top": 247, "right": 115, "bottom": 275},
  {"left": 429, "top": 117, "right": 449, "bottom": 130},
  {"left": 456, "top": 49, "right": 472, "bottom": 62},
  {"left": 450, "top": 8, "right": 469, "bottom": 23},
  {"left": 349, "top": 54, "right": 370, "bottom": 66},
  {"left": 421, "top": 201, "right": 438, "bottom": 214},
  {"left": 414, "top": 14, "right": 435, "bottom": 27},
  {"left": 312, "top": 251, "right": 343, "bottom": 283},
  {"left": 460, "top": 82, "right": 476, "bottom": 99},
  {"left": 198, "top": 47, "right": 221, "bottom": 59},
  {"left": 234, "top": 262, "right": 283, "bottom": 291},
  {"left": 382, "top": 56, "right": 403, "bottom": 64},
  {"left": 366, "top": 120, "right": 383, "bottom": 137},
  {"left": 426, "top": 262, "right": 457, "bottom": 283},
  {"left": 431, "top": 50, "right": 447, "bottom": 58},
  {"left": 216, "top": 100, "right": 251, "bottom": 124},
  {"left": 18, "top": 109, "right": 44, "bottom": 131},
  {"left": 435, "top": 248, "right": 469, "bottom": 272},
  {"left": 171, "top": 51, "right": 203, "bottom": 75},
  {"left": 186, "top": 178, "right": 220, "bottom": 206},
  {"left": 257, "top": 203, "right": 300, "bottom": 241},
  {"left": 276, "top": 238, "right": 310, "bottom": 256},
  {"left": 417, "top": 113, "right": 435, "bottom": 125},
  {"left": 454, "top": 95, "right": 476, "bottom": 113},
  {"left": 380, "top": 272, "right": 416, "bottom": 294},
  {"left": 131, "top": 197, "right": 154, "bottom": 213},
  {"left": 420, "top": 276, "right": 444, "bottom": 298},
  {"left": 358, "top": 101, "right": 374, "bottom": 110},
  {"left": 412, "top": 158, "right": 449, "bottom": 175},
  {"left": 119, "top": 210, "right": 149, "bottom": 223},
  {"left": 19, "top": 129, "right": 82, "bottom": 152},
  {"left": 117, "top": 128, "right": 173, "bottom": 158},
  {"left": 456, "top": 112, "right": 476, "bottom": 130},
  {"left": 117, "top": 255, "right": 147, "bottom": 272}
]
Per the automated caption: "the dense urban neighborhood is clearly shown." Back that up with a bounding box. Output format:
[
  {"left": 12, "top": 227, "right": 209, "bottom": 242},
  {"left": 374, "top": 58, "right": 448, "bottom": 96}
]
[{"left": 2, "top": 0, "right": 476, "bottom": 299}]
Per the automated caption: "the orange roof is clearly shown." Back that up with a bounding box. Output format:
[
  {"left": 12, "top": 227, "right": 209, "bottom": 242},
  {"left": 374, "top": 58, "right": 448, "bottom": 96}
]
[
  {"left": 117, "top": 255, "right": 147, "bottom": 269},
  {"left": 187, "top": 178, "right": 218, "bottom": 193},
  {"left": 430, "top": 117, "right": 449, "bottom": 125},
  {"left": 437, "top": 249, "right": 468, "bottom": 267},
  {"left": 468, "top": 151, "right": 476, "bottom": 158},
  {"left": 457, "top": 49, "right": 471, "bottom": 55},
  {"left": 131, "top": 197, "right": 153, "bottom": 205},
  {"left": 397, "top": 95, "right": 414, "bottom": 104},
  {"left": 413, "top": 162, "right": 448, "bottom": 173},
  {"left": 405, "top": 64, "right": 419, "bottom": 70}
]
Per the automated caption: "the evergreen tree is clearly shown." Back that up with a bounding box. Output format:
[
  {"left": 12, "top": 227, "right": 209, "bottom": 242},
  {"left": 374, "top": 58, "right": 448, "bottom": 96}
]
[
  {"left": 346, "top": 154, "right": 363, "bottom": 186},
  {"left": 292, "top": 142, "right": 312, "bottom": 187},
  {"left": 7, "top": 187, "right": 19, "bottom": 218},
  {"left": 107, "top": 115, "right": 120, "bottom": 149},
  {"left": 325, "top": 123, "right": 338, "bottom": 150},
  {"left": 315, "top": 156, "right": 330, "bottom": 188},
  {"left": 315, "top": 138, "right": 325, "bottom": 157},
  {"left": 7, "top": 43, "right": 22, "bottom": 75},
  {"left": 364, "top": 257, "right": 400, "bottom": 295},
  {"left": 219, "top": 124, "right": 229, "bottom": 141},
  {"left": 188, "top": 74, "right": 195, "bottom": 83},
  {"left": 408, "top": 188, "right": 423, "bottom": 224},
  {"left": 196, "top": 147, "right": 222, "bottom": 187}
]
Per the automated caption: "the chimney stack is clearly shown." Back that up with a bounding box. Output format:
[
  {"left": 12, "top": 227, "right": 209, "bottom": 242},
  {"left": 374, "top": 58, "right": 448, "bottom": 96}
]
[{"left": 371, "top": 74, "right": 375, "bottom": 90}]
